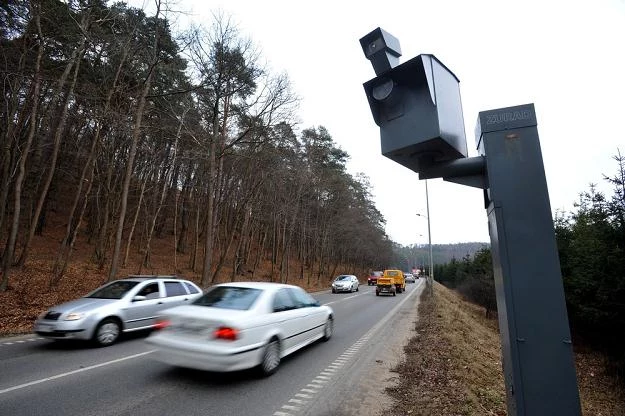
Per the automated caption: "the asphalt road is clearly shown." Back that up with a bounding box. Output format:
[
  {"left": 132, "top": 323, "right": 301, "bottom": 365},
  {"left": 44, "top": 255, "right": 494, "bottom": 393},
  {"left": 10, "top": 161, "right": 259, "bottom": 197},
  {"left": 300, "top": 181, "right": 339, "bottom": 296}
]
[{"left": 0, "top": 279, "right": 424, "bottom": 416}]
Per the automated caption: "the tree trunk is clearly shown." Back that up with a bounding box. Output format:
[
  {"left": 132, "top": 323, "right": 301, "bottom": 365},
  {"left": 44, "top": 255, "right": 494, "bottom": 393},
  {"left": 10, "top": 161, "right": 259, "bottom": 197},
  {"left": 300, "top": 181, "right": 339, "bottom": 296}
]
[
  {"left": 123, "top": 175, "right": 147, "bottom": 268},
  {"left": 252, "top": 228, "right": 267, "bottom": 280},
  {"left": 17, "top": 21, "right": 88, "bottom": 267},
  {"left": 141, "top": 144, "right": 176, "bottom": 270},
  {"left": 108, "top": 2, "right": 162, "bottom": 281},
  {"left": 0, "top": 5, "right": 44, "bottom": 291}
]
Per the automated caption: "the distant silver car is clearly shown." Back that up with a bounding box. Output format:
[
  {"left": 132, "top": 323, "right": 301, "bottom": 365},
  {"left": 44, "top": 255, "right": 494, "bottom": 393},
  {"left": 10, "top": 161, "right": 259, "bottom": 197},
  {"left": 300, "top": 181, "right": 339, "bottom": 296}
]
[
  {"left": 331, "top": 275, "right": 359, "bottom": 293},
  {"left": 34, "top": 276, "right": 203, "bottom": 346},
  {"left": 404, "top": 273, "right": 416, "bottom": 283}
]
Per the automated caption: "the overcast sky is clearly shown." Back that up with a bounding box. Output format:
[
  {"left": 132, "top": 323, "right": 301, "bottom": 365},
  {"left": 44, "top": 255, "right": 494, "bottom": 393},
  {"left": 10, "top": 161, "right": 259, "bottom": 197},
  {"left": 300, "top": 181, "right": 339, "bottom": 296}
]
[{"left": 135, "top": 0, "right": 625, "bottom": 246}]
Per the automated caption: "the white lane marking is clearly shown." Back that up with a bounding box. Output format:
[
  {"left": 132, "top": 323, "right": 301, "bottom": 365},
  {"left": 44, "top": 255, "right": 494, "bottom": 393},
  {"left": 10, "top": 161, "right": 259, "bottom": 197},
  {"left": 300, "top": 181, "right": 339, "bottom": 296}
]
[
  {"left": 321, "top": 289, "right": 376, "bottom": 306},
  {"left": 0, "top": 350, "right": 155, "bottom": 395},
  {"left": 281, "top": 405, "right": 300, "bottom": 411},
  {"left": 1, "top": 337, "right": 45, "bottom": 346}
]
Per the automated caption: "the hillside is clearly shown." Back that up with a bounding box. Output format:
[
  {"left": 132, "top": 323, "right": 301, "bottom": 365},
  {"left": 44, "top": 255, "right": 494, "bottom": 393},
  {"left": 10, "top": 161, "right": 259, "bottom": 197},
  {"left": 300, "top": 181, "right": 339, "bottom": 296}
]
[{"left": 393, "top": 242, "right": 489, "bottom": 272}]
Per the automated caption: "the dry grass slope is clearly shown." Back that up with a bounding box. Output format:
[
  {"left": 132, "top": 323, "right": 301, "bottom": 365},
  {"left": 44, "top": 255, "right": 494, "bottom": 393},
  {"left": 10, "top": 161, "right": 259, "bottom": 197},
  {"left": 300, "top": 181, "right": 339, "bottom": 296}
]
[
  {"left": 384, "top": 282, "right": 625, "bottom": 416},
  {"left": 385, "top": 282, "right": 506, "bottom": 415}
]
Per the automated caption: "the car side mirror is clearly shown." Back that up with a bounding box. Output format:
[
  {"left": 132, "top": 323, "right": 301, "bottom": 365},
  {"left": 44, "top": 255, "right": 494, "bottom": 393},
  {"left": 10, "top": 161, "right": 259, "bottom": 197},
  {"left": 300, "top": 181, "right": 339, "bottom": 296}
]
[{"left": 133, "top": 295, "right": 147, "bottom": 302}]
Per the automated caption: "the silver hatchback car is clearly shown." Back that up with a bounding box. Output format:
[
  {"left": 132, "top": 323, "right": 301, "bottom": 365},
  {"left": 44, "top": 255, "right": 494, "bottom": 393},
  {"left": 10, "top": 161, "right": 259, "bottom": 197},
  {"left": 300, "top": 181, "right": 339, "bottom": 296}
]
[{"left": 34, "top": 276, "right": 203, "bottom": 346}]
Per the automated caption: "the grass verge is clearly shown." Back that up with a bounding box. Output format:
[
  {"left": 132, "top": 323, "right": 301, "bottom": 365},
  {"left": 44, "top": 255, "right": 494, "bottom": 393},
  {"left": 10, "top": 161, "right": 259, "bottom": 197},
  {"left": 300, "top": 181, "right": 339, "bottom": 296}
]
[{"left": 384, "top": 282, "right": 625, "bottom": 415}]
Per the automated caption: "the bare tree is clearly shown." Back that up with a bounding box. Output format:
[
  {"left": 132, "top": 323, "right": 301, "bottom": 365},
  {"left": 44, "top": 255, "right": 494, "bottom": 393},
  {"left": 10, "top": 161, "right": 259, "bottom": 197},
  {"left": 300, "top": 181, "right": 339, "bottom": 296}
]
[
  {"left": 17, "top": 3, "right": 91, "bottom": 268},
  {"left": 0, "top": 1, "right": 44, "bottom": 291},
  {"left": 108, "top": 0, "right": 164, "bottom": 281}
]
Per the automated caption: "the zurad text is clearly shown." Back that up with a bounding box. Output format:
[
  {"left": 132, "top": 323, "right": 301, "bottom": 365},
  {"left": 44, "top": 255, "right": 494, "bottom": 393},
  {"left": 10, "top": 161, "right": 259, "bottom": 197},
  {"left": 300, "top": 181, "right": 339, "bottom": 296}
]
[{"left": 486, "top": 110, "right": 532, "bottom": 125}]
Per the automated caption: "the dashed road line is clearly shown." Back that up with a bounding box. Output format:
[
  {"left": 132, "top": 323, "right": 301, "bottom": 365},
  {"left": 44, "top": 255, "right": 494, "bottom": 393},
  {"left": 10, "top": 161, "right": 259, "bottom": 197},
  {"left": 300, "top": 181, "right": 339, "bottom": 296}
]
[{"left": 1, "top": 337, "right": 44, "bottom": 347}]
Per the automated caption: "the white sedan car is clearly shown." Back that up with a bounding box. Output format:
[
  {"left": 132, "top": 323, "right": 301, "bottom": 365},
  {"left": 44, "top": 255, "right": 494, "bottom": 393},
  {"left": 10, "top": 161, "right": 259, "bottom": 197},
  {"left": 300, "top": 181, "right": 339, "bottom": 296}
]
[{"left": 146, "top": 282, "right": 333, "bottom": 376}]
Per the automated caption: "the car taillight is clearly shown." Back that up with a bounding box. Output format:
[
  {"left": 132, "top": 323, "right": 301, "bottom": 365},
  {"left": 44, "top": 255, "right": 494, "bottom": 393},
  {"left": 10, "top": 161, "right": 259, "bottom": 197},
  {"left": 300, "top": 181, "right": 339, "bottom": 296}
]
[
  {"left": 213, "top": 326, "right": 239, "bottom": 341},
  {"left": 154, "top": 319, "right": 170, "bottom": 330}
]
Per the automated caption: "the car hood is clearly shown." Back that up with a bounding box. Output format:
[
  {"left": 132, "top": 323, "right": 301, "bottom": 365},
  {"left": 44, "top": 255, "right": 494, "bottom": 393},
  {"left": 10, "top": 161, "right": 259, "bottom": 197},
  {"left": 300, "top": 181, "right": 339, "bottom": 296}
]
[{"left": 46, "top": 298, "right": 119, "bottom": 314}]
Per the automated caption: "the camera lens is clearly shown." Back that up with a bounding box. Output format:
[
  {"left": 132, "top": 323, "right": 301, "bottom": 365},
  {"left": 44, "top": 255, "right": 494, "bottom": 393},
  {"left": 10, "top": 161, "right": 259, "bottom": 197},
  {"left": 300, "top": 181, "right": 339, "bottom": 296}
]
[{"left": 372, "top": 78, "right": 394, "bottom": 101}]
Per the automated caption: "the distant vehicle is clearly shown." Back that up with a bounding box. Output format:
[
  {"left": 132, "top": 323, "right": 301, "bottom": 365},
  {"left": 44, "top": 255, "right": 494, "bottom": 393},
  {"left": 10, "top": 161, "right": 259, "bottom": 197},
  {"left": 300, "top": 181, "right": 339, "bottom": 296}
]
[
  {"left": 376, "top": 269, "right": 405, "bottom": 296},
  {"left": 34, "top": 276, "right": 203, "bottom": 346},
  {"left": 405, "top": 273, "right": 415, "bottom": 283},
  {"left": 332, "top": 275, "right": 360, "bottom": 293},
  {"left": 146, "top": 282, "right": 334, "bottom": 376},
  {"left": 367, "top": 271, "right": 383, "bottom": 286}
]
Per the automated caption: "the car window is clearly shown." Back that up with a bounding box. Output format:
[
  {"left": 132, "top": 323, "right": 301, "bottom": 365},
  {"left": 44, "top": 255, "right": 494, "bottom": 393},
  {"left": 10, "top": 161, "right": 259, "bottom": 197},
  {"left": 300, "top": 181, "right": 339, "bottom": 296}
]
[
  {"left": 183, "top": 282, "right": 200, "bottom": 294},
  {"left": 288, "top": 287, "right": 318, "bottom": 308},
  {"left": 193, "top": 286, "right": 261, "bottom": 310},
  {"left": 335, "top": 275, "right": 350, "bottom": 281},
  {"left": 138, "top": 283, "right": 161, "bottom": 299},
  {"left": 273, "top": 289, "right": 297, "bottom": 312},
  {"left": 164, "top": 281, "right": 186, "bottom": 297},
  {"left": 87, "top": 281, "right": 140, "bottom": 299}
]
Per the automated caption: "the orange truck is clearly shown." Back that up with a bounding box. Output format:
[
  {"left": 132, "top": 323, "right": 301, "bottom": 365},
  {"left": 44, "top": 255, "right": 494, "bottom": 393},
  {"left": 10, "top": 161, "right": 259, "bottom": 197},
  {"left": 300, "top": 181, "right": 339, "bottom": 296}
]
[{"left": 375, "top": 269, "right": 406, "bottom": 296}]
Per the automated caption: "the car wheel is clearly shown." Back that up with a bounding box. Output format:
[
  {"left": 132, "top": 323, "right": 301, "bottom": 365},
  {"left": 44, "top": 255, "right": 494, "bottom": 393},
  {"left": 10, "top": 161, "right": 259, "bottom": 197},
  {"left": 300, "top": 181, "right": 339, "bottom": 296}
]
[
  {"left": 331, "top": 288, "right": 336, "bottom": 294},
  {"left": 259, "top": 338, "right": 281, "bottom": 377},
  {"left": 93, "top": 318, "right": 120, "bottom": 347},
  {"left": 392, "top": 290, "right": 396, "bottom": 296},
  {"left": 322, "top": 317, "right": 333, "bottom": 342},
  {"left": 356, "top": 286, "right": 359, "bottom": 292},
  {"left": 376, "top": 291, "right": 379, "bottom": 296}
]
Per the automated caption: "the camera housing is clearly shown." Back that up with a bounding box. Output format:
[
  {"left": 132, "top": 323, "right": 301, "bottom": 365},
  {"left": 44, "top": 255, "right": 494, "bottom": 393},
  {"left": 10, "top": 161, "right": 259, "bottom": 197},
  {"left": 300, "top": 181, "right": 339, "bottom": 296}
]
[
  {"left": 362, "top": 37, "right": 468, "bottom": 173},
  {"left": 359, "top": 27, "right": 402, "bottom": 76}
]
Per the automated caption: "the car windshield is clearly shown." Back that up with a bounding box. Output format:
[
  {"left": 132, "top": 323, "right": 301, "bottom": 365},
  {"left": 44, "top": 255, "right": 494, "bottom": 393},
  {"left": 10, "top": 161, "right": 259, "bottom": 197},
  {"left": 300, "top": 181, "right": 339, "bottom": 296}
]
[
  {"left": 87, "top": 281, "right": 140, "bottom": 299},
  {"left": 193, "top": 286, "right": 261, "bottom": 310},
  {"left": 335, "top": 275, "right": 351, "bottom": 281}
]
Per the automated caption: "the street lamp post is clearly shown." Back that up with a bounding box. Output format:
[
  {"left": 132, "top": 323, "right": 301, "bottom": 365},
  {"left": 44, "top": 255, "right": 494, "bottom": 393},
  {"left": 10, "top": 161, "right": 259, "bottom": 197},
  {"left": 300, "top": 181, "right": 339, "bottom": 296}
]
[{"left": 417, "top": 179, "right": 433, "bottom": 293}]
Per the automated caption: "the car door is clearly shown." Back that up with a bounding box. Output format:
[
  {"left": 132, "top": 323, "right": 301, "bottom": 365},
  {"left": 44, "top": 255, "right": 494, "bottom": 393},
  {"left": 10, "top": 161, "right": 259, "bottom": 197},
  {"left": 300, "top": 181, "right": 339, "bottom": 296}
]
[
  {"left": 162, "top": 281, "right": 195, "bottom": 309},
  {"left": 288, "top": 287, "right": 325, "bottom": 342},
  {"left": 124, "top": 281, "right": 164, "bottom": 330},
  {"left": 272, "top": 288, "right": 304, "bottom": 353}
]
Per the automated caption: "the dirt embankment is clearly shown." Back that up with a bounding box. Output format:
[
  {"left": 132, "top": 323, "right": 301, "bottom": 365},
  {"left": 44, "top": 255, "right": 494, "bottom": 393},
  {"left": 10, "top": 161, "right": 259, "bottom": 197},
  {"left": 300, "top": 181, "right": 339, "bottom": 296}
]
[{"left": 379, "top": 282, "right": 625, "bottom": 416}]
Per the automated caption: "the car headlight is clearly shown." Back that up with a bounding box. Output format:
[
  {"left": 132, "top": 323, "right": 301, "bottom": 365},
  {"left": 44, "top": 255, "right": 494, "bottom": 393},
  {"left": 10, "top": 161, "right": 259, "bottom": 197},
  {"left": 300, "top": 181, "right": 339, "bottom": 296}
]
[{"left": 64, "top": 312, "right": 85, "bottom": 321}]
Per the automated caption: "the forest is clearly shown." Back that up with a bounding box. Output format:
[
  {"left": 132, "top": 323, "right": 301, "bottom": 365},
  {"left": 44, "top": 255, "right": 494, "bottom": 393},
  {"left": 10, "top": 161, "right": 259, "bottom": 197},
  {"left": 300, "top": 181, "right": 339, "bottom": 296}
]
[
  {"left": 435, "top": 152, "right": 625, "bottom": 382},
  {"left": 0, "top": 0, "right": 395, "bottom": 293}
]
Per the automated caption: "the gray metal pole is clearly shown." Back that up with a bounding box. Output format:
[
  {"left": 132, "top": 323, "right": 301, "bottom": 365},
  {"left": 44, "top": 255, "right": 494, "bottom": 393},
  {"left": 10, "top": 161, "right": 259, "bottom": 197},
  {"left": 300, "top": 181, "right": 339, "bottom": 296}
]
[
  {"left": 476, "top": 104, "right": 581, "bottom": 415},
  {"left": 425, "top": 180, "right": 433, "bottom": 289}
]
